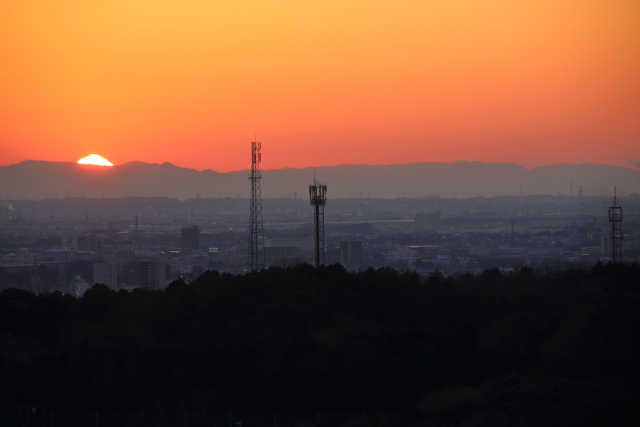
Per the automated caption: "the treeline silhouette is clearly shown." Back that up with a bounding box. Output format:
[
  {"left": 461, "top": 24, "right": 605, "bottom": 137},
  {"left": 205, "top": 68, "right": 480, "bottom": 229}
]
[{"left": 1, "top": 263, "right": 639, "bottom": 426}]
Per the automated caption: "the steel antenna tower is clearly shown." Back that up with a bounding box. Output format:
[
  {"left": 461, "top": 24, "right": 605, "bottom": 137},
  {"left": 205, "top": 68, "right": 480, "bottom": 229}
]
[
  {"left": 309, "top": 177, "right": 327, "bottom": 268},
  {"left": 249, "top": 138, "right": 265, "bottom": 271},
  {"left": 608, "top": 187, "right": 623, "bottom": 262}
]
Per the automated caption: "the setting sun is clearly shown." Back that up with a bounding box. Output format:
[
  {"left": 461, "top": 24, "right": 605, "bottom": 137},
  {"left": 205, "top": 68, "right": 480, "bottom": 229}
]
[{"left": 77, "top": 154, "right": 114, "bottom": 166}]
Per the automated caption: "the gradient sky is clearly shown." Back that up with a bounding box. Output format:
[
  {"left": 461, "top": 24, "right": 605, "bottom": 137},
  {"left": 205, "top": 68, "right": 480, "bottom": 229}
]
[{"left": 1, "top": 0, "right": 638, "bottom": 172}]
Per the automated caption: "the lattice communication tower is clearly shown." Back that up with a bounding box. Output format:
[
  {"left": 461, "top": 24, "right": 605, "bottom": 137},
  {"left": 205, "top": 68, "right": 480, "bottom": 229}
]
[
  {"left": 309, "top": 179, "right": 327, "bottom": 268},
  {"left": 608, "top": 187, "right": 623, "bottom": 262},
  {"left": 249, "top": 139, "right": 265, "bottom": 271}
]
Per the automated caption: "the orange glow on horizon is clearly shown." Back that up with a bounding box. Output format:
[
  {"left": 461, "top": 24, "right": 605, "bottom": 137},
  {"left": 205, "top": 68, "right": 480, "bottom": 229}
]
[{"left": 0, "top": 1, "right": 638, "bottom": 172}]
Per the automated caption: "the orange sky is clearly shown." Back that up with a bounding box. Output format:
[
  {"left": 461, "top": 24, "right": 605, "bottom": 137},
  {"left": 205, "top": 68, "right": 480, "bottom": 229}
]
[{"left": 1, "top": 0, "right": 639, "bottom": 172}]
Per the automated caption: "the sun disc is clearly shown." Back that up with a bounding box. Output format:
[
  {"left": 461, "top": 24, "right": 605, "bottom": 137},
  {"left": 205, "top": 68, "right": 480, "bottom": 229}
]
[{"left": 77, "top": 154, "right": 114, "bottom": 166}]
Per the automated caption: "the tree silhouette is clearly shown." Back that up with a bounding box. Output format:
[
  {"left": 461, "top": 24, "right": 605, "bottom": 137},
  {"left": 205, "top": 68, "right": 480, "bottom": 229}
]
[{"left": 0, "top": 263, "right": 638, "bottom": 425}]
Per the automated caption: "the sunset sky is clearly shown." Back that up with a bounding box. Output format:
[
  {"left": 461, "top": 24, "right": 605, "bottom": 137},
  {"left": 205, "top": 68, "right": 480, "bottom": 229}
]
[{"left": 1, "top": 0, "right": 638, "bottom": 172}]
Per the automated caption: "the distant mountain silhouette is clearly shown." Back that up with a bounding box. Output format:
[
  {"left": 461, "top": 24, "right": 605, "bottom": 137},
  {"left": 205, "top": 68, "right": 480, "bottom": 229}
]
[{"left": 1, "top": 160, "right": 638, "bottom": 199}]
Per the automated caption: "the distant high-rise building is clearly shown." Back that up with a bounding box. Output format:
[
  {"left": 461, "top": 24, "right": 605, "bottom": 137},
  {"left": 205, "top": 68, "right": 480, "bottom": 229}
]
[
  {"left": 141, "top": 258, "right": 166, "bottom": 289},
  {"left": 93, "top": 262, "right": 117, "bottom": 288},
  {"left": 70, "top": 274, "right": 89, "bottom": 298},
  {"left": 181, "top": 225, "right": 200, "bottom": 251}
]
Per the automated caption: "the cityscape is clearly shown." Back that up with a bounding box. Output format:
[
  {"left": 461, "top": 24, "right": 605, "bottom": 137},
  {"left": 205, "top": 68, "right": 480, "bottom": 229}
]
[{"left": 1, "top": 186, "right": 638, "bottom": 295}]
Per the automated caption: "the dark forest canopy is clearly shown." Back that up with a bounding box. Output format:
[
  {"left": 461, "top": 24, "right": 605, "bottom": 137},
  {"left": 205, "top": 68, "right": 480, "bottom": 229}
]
[{"left": 1, "top": 263, "right": 639, "bottom": 426}]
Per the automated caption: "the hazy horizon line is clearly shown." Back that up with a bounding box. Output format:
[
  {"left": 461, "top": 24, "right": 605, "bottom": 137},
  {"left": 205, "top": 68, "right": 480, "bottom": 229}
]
[{"left": 3, "top": 158, "right": 638, "bottom": 174}]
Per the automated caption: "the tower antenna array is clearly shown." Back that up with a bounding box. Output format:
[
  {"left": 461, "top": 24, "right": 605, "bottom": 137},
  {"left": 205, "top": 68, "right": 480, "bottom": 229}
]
[
  {"left": 309, "top": 178, "right": 327, "bottom": 268},
  {"left": 249, "top": 138, "right": 265, "bottom": 271},
  {"left": 608, "top": 187, "right": 623, "bottom": 262}
]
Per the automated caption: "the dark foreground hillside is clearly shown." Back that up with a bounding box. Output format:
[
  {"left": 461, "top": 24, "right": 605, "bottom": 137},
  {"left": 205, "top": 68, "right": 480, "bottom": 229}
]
[{"left": 1, "top": 263, "right": 639, "bottom": 426}]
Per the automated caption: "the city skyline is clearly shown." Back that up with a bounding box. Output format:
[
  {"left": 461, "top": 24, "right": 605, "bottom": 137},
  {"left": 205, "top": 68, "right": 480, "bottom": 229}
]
[{"left": 1, "top": 1, "right": 639, "bottom": 172}]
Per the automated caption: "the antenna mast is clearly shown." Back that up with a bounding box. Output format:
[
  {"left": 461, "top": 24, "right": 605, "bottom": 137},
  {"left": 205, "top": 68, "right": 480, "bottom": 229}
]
[
  {"left": 309, "top": 178, "right": 327, "bottom": 268},
  {"left": 249, "top": 138, "right": 265, "bottom": 271},
  {"left": 608, "top": 187, "right": 623, "bottom": 262}
]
